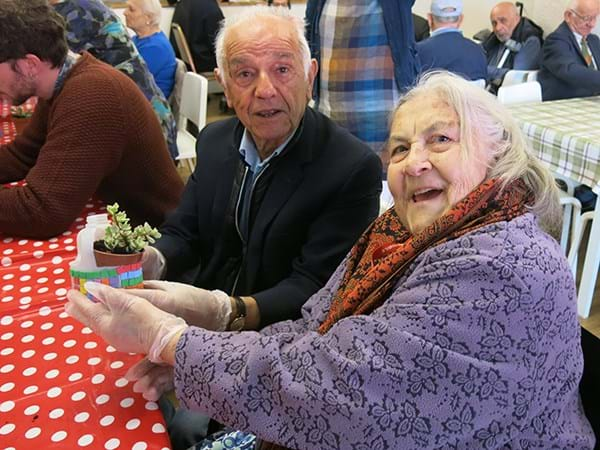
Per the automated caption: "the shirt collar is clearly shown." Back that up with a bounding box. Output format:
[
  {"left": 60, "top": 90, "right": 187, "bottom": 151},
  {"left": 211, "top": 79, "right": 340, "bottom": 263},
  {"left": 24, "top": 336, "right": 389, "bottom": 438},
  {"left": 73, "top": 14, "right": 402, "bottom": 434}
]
[
  {"left": 430, "top": 27, "right": 462, "bottom": 37},
  {"left": 53, "top": 51, "right": 80, "bottom": 98},
  {"left": 239, "top": 129, "right": 295, "bottom": 173}
]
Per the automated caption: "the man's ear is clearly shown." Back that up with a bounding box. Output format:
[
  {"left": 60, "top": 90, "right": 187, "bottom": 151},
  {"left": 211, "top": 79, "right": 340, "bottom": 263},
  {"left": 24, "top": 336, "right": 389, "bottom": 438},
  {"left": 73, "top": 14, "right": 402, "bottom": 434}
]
[
  {"left": 306, "top": 58, "right": 318, "bottom": 102},
  {"left": 215, "top": 68, "right": 232, "bottom": 108},
  {"left": 13, "top": 54, "right": 42, "bottom": 78}
]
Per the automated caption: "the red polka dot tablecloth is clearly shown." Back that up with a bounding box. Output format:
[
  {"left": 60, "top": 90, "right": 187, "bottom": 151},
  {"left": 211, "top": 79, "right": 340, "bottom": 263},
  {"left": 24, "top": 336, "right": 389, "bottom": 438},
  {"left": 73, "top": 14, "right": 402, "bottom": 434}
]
[{"left": 0, "top": 200, "right": 172, "bottom": 450}]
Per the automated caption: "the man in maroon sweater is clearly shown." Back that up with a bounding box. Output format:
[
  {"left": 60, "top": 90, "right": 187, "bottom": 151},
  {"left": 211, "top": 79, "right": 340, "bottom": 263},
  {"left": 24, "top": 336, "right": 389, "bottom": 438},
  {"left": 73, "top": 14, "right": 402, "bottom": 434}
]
[{"left": 0, "top": 0, "right": 183, "bottom": 238}]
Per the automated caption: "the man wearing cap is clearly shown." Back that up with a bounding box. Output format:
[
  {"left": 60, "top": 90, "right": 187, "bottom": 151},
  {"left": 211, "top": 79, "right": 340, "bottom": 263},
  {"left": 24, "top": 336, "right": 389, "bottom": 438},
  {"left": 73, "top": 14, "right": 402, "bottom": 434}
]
[
  {"left": 483, "top": 2, "right": 543, "bottom": 89},
  {"left": 417, "top": 0, "right": 487, "bottom": 81}
]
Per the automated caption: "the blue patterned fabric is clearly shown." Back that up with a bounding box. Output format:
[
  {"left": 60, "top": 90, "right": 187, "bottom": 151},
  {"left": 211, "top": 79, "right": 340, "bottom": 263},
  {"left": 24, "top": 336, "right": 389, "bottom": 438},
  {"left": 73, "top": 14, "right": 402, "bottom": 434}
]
[
  {"left": 174, "top": 213, "right": 594, "bottom": 449},
  {"left": 196, "top": 430, "right": 256, "bottom": 450},
  {"left": 53, "top": 0, "right": 178, "bottom": 160}
]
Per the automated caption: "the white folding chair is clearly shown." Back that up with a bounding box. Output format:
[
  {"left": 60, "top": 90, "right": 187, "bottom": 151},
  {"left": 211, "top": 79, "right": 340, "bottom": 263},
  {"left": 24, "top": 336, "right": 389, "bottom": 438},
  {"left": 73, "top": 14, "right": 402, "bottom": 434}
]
[
  {"left": 176, "top": 72, "right": 208, "bottom": 172},
  {"left": 497, "top": 81, "right": 542, "bottom": 105},
  {"left": 501, "top": 70, "right": 539, "bottom": 87},
  {"left": 379, "top": 180, "right": 394, "bottom": 215}
]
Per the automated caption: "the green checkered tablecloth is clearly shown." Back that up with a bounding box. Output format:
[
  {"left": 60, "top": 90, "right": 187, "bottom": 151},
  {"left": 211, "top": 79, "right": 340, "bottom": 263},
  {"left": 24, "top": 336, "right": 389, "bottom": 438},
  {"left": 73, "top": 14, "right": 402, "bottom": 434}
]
[{"left": 508, "top": 96, "right": 600, "bottom": 193}]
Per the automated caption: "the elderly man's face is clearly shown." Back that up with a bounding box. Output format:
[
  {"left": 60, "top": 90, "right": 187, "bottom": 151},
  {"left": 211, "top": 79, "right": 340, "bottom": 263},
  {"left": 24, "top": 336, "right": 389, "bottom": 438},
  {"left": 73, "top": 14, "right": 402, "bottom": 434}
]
[
  {"left": 386, "top": 92, "right": 489, "bottom": 235},
  {"left": 566, "top": 0, "right": 600, "bottom": 37},
  {"left": 0, "top": 60, "right": 37, "bottom": 106},
  {"left": 490, "top": 4, "right": 521, "bottom": 42},
  {"left": 218, "top": 17, "right": 317, "bottom": 157}
]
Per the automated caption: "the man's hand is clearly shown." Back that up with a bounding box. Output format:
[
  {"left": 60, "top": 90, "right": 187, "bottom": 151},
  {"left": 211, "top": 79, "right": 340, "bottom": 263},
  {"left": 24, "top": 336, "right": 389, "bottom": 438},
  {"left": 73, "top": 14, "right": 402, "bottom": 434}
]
[{"left": 125, "top": 358, "right": 174, "bottom": 401}]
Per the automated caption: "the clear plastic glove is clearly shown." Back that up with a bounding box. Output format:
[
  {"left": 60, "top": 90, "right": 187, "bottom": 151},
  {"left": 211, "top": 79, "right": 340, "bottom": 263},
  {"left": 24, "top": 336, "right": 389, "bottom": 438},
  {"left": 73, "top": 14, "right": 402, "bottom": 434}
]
[
  {"left": 142, "top": 246, "right": 167, "bottom": 280},
  {"left": 65, "top": 282, "right": 187, "bottom": 364},
  {"left": 127, "top": 280, "right": 231, "bottom": 331},
  {"left": 125, "top": 357, "right": 174, "bottom": 401}
]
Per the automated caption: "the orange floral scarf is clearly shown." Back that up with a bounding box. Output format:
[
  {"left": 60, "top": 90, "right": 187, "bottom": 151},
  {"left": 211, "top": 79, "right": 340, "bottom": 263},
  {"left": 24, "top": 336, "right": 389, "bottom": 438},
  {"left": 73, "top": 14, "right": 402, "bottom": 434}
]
[{"left": 318, "top": 178, "right": 532, "bottom": 334}]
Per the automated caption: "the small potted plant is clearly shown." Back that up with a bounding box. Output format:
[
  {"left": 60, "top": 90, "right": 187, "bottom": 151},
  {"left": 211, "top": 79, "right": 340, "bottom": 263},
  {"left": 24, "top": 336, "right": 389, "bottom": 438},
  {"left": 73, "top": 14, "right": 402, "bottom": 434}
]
[{"left": 93, "top": 203, "right": 161, "bottom": 267}]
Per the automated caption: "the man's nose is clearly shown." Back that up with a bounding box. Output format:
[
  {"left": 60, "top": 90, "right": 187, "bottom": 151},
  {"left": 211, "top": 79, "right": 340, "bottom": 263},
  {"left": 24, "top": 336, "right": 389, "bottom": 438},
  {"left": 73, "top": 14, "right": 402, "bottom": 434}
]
[{"left": 255, "top": 73, "right": 276, "bottom": 98}]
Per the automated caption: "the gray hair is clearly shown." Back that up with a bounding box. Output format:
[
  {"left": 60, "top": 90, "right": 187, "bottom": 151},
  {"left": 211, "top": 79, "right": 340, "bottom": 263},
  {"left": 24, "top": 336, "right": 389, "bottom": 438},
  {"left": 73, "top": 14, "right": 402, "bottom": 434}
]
[
  {"left": 391, "top": 71, "right": 561, "bottom": 232},
  {"left": 136, "top": 0, "right": 162, "bottom": 27},
  {"left": 432, "top": 14, "right": 461, "bottom": 24},
  {"left": 568, "top": 0, "right": 600, "bottom": 11},
  {"left": 214, "top": 6, "right": 311, "bottom": 82}
]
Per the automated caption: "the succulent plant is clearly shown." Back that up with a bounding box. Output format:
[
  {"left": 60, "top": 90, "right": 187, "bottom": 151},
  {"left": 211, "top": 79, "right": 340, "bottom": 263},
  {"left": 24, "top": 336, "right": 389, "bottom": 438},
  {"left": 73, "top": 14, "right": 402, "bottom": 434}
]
[{"left": 102, "top": 203, "right": 161, "bottom": 254}]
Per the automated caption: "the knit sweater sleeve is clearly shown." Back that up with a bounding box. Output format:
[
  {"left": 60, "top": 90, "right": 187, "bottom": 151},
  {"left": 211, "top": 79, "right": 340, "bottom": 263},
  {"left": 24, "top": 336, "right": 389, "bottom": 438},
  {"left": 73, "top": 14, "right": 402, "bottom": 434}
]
[{"left": 0, "top": 59, "right": 128, "bottom": 238}]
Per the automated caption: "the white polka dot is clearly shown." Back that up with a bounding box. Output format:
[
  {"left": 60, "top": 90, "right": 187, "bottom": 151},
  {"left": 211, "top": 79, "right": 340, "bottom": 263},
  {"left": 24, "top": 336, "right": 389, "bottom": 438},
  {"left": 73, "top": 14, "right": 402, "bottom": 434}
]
[
  {"left": 99, "top": 415, "right": 114, "bottom": 426},
  {"left": 95, "top": 394, "right": 110, "bottom": 405},
  {"left": 47, "top": 387, "right": 62, "bottom": 398},
  {"left": 68, "top": 372, "right": 83, "bottom": 382},
  {"left": 49, "top": 244, "right": 59, "bottom": 250},
  {"left": 125, "top": 418, "right": 141, "bottom": 430},
  {"left": 78, "top": 434, "right": 94, "bottom": 446},
  {"left": 20, "top": 320, "right": 33, "bottom": 328},
  {"left": 0, "top": 400, "right": 15, "bottom": 412},
  {"left": 145, "top": 401, "right": 159, "bottom": 411},
  {"left": 37, "top": 277, "right": 48, "bottom": 283},
  {"left": 1, "top": 332, "right": 13, "bottom": 340},
  {"left": 21, "top": 334, "right": 34, "bottom": 343},
  {"left": 1, "top": 257, "right": 12, "bottom": 267},
  {"left": 1, "top": 364, "right": 14, "bottom": 373},
  {"left": 2, "top": 237, "right": 12, "bottom": 243},
  {"left": 152, "top": 423, "right": 166, "bottom": 433},
  {"left": 36, "top": 266, "right": 47, "bottom": 273},
  {"left": 66, "top": 355, "right": 79, "bottom": 364},
  {"left": 64, "top": 237, "right": 73, "bottom": 243},
  {"left": 65, "top": 245, "right": 76, "bottom": 251},
  {"left": 71, "top": 391, "right": 86, "bottom": 401},
  {"left": 106, "top": 345, "right": 116, "bottom": 352},
  {"left": 45, "top": 369, "right": 59, "bottom": 379},
  {"left": 39, "top": 306, "right": 51, "bottom": 316},
  {"left": 43, "top": 352, "right": 57, "bottom": 361},
  {"left": 24, "top": 405, "right": 40, "bottom": 415},
  {"left": 63, "top": 339, "right": 76, "bottom": 348},
  {"left": 54, "top": 279, "right": 66, "bottom": 286},
  {"left": 110, "top": 360, "right": 124, "bottom": 369},
  {"left": 104, "top": 438, "right": 120, "bottom": 449},
  {"left": 87, "top": 357, "right": 101, "bottom": 366},
  {"left": 1, "top": 284, "right": 14, "bottom": 291},
  {"left": 91, "top": 374, "right": 105, "bottom": 384},
  {"left": 2, "top": 273, "right": 13, "bottom": 280},
  {"left": 23, "top": 385, "right": 38, "bottom": 395},
  {"left": 84, "top": 341, "right": 97, "bottom": 349},
  {"left": 19, "top": 296, "right": 32, "bottom": 305},
  {"left": 120, "top": 397, "right": 134, "bottom": 408},
  {"left": 49, "top": 408, "right": 64, "bottom": 419},
  {"left": 0, "top": 423, "right": 15, "bottom": 435},
  {"left": 132, "top": 443, "right": 148, "bottom": 450},
  {"left": 53, "top": 268, "right": 65, "bottom": 275},
  {"left": 0, "top": 347, "right": 13, "bottom": 356},
  {"left": 19, "top": 286, "right": 32, "bottom": 293},
  {"left": 37, "top": 287, "right": 49, "bottom": 294},
  {"left": 114, "top": 378, "right": 128, "bottom": 388},
  {"left": 33, "top": 250, "right": 44, "bottom": 259},
  {"left": 40, "top": 322, "right": 53, "bottom": 330},
  {"left": 25, "top": 427, "right": 41, "bottom": 439},
  {"left": 18, "top": 239, "right": 28, "bottom": 245},
  {"left": 1, "top": 296, "right": 13, "bottom": 303},
  {"left": 51, "top": 430, "right": 67, "bottom": 442},
  {"left": 51, "top": 256, "right": 63, "bottom": 264},
  {"left": 60, "top": 324, "right": 74, "bottom": 333},
  {"left": 42, "top": 337, "right": 55, "bottom": 345},
  {"left": 3, "top": 249, "right": 13, "bottom": 255},
  {"left": 55, "top": 288, "right": 67, "bottom": 297},
  {"left": 58, "top": 311, "right": 68, "bottom": 319},
  {"left": 21, "top": 349, "right": 35, "bottom": 358},
  {"left": 74, "top": 412, "right": 89, "bottom": 423},
  {"left": 81, "top": 327, "right": 93, "bottom": 334},
  {"left": 0, "top": 315, "right": 13, "bottom": 325},
  {"left": 19, "top": 275, "right": 32, "bottom": 282},
  {"left": 19, "top": 263, "right": 31, "bottom": 271},
  {"left": 23, "top": 367, "right": 37, "bottom": 376}
]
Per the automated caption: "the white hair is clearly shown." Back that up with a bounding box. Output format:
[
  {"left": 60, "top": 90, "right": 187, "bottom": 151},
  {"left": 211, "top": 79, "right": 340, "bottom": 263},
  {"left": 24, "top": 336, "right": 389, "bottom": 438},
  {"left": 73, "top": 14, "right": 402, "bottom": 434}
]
[
  {"left": 568, "top": 0, "right": 600, "bottom": 11},
  {"left": 136, "top": 0, "right": 162, "bottom": 27},
  {"left": 214, "top": 6, "right": 311, "bottom": 82},
  {"left": 391, "top": 71, "right": 561, "bottom": 233}
]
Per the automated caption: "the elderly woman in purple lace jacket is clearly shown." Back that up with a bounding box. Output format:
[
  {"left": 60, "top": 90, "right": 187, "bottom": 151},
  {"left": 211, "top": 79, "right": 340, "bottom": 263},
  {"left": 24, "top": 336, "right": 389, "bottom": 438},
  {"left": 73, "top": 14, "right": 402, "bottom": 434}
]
[{"left": 66, "top": 69, "right": 594, "bottom": 449}]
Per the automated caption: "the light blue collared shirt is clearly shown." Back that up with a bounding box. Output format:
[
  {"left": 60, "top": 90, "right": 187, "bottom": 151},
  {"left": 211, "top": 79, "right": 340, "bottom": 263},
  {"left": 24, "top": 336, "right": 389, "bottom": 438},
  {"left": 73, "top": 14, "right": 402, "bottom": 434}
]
[{"left": 430, "top": 27, "right": 462, "bottom": 38}]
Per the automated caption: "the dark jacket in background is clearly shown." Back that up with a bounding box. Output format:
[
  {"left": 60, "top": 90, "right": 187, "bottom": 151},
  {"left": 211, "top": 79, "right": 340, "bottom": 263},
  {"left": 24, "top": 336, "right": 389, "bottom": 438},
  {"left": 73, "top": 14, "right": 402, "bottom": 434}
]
[
  {"left": 538, "top": 21, "right": 600, "bottom": 100},
  {"left": 413, "top": 13, "right": 430, "bottom": 42},
  {"left": 169, "top": 0, "right": 223, "bottom": 72},
  {"left": 155, "top": 108, "right": 382, "bottom": 327}
]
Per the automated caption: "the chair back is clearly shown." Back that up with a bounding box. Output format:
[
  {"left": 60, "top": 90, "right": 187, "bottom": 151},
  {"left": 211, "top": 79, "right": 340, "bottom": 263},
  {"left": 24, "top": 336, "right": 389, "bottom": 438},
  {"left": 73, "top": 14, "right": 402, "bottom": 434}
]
[
  {"left": 171, "top": 23, "right": 197, "bottom": 73},
  {"left": 497, "top": 81, "right": 542, "bottom": 105},
  {"left": 580, "top": 327, "right": 600, "bottom": 447},
  {"left": 168, "top": 58, "right": 187, "bottom": 120},
  {"left": 176, "top": 72, "right": 208, "bottom": 171},
  {"left": 502, "top": 70, "right": 539, "bottom": 87}
]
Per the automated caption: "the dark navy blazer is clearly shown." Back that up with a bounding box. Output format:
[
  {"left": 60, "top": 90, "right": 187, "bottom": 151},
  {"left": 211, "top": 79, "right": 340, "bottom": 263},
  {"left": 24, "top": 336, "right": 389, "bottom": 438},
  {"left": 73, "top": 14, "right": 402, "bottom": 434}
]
[{"left": 538, "top": 21, "right": 600, "bottom": 100}]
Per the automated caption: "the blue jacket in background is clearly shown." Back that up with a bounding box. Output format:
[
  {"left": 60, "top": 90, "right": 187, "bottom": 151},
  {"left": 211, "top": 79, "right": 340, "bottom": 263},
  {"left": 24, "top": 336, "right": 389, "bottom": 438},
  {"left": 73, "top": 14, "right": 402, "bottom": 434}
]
[
  {"left": 538, "top": 21, "right": 600, "bottom": 100},
  {"left": 305, "top": 0, "right": 420, "bottom": 102},
  {"left": 417, "top": 29, "right": 487, "bottom": 81}
]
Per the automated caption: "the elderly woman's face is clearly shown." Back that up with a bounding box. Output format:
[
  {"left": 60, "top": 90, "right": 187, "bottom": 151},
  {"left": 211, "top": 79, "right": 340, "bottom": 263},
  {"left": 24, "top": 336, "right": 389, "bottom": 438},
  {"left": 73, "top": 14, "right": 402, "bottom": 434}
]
[{"left": 387, "top": 92, "right": 489, "bottom": 234}]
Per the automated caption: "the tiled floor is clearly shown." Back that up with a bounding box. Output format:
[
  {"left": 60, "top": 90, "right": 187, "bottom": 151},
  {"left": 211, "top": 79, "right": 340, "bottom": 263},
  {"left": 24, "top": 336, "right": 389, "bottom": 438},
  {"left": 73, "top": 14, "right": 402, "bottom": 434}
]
[{"left": 193, "top": 97, "right": 600, "bottom": 337}]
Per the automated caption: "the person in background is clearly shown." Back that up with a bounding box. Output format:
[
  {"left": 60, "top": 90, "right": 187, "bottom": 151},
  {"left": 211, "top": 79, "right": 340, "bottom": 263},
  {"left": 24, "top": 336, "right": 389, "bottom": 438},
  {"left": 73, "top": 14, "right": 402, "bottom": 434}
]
[
  {"left": 305, "top": 0, "right": 419, "bottom": 166},
  {"left": 50, "top": 0, "right": 179, "bottom": 160},
  {"left": 170, "top": 0, "right": 223, "bottom": 73},
  {"left": 483, "top": 1, "right": 543, "bottom": 89},
  {"left": 66, "top": 71, "right": 594, "bottom": 449},
  {"left": 538, "top": 0, "right": 600, "bottom": 100},
  {"left": 268, "top": 0, "right": 291, "bottom": 7},
  {"left": 417, "top": 0, "right": 487, "bottom": 81},
  {"left": 0, "top": 0, "right": 183, "bottom": 238},
  {"left": 125, "top": 0, "right": 176, "bottom": 99},
  {"left": 413, "top": 12, "right": 431, "bottom": 41}
]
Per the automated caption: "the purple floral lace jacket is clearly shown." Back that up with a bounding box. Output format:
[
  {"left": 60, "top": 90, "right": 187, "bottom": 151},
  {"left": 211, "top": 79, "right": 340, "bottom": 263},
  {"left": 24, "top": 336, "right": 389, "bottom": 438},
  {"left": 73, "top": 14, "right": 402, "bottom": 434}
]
[{"left": 174, "top": 214, "right": 595, "bottom": 449}]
